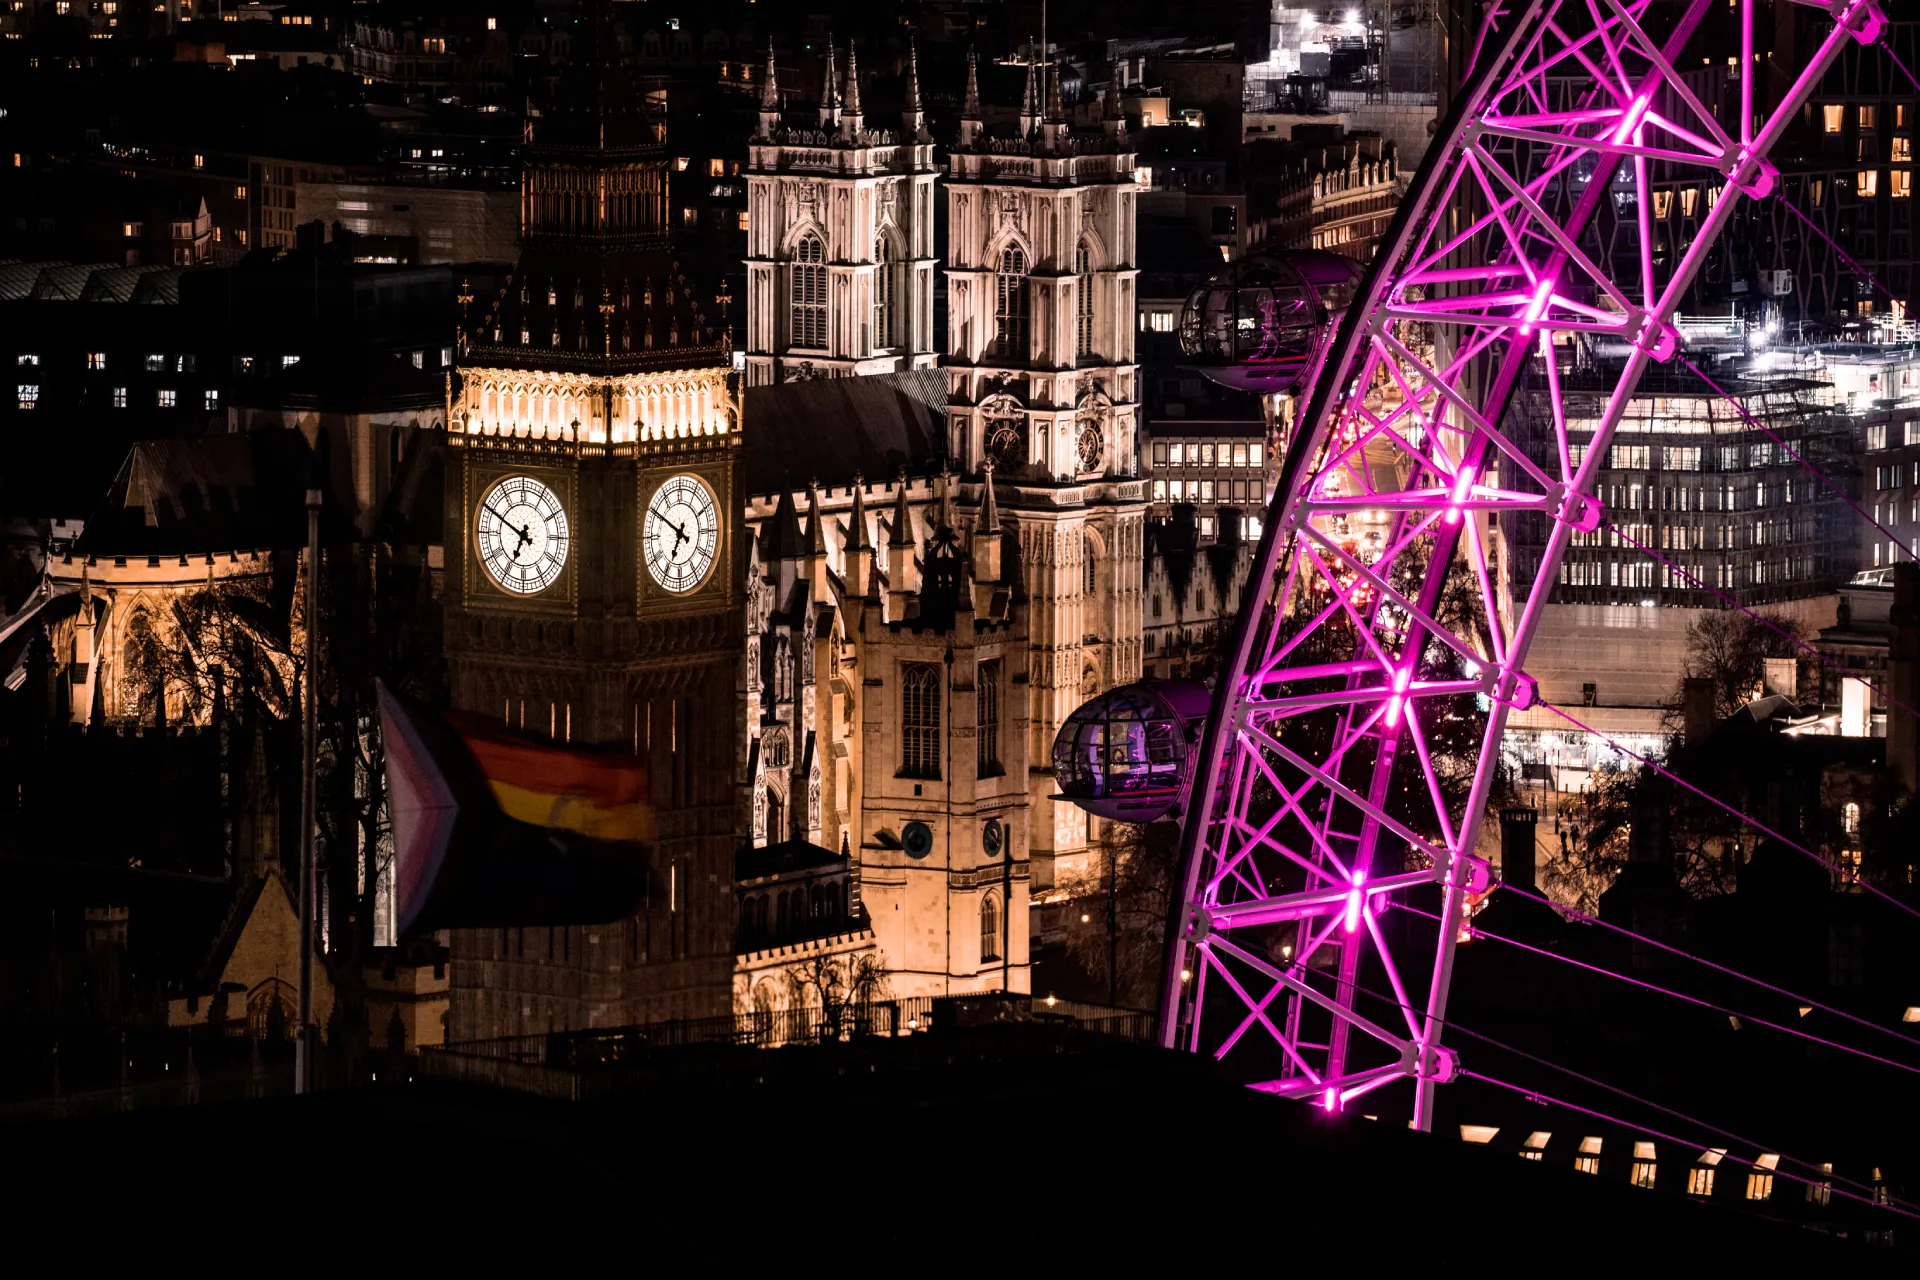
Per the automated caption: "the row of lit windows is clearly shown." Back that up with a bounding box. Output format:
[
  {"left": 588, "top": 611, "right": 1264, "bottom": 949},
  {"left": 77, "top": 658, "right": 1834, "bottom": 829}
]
[
  {"left": 1876, "top": 462, "right": 1920, "bottom": 490},
  {"left": 1574, "top": 441, "right": 1795, "bottom": 472},
  {"left": 19, "top": 351, "right": 193, "bottom": 372},
  {"left": 1151, "top": 478, "right": 1269, "bottom": 506},
  {"left": 1476, "top": 1130, "right": 1825, "bottom": 1202},
  {"left": 1871, "top": 499, "right": 1920, "bottom": 526},
  {"left": 1152, "top": 441, "right": 1264, "bottom": 468},
  {"left": 1560, "top": 557, "right": 1812, "bottom": 588},
  {"left": 1574, "top": 518, "right": 1810, "bottom": 552},
  {"left": 12, "top": 351, "right": 338, "bottom": 374},
  {"left": 671, "top": 157, "right": 736, "bottom": 179},
  {"left": 1821, "top": 102, "right": 1912, "bottom": 133},
  {"left": 1865, "top": 421, "right": 1920, "bottom": 450},
  {"left": 16, "top": 385, "right": 217, "bottom": 411}
]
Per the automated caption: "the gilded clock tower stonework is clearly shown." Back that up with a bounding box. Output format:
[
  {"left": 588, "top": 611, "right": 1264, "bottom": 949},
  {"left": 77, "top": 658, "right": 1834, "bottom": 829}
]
[{"left": 445, "top": 6, "right": 744, "bottom": 1036}]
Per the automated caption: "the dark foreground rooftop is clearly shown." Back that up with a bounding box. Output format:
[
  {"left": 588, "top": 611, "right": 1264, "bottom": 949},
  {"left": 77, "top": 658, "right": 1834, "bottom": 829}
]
[{"left": 4, "top": 1025, "right": 1904, "bottom": 1265}]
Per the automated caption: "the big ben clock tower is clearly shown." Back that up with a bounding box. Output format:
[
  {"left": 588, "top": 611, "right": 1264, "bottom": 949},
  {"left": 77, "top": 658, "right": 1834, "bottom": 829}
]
[{"left": 444, "top": 2, "right": 743, "bottom": 1037}]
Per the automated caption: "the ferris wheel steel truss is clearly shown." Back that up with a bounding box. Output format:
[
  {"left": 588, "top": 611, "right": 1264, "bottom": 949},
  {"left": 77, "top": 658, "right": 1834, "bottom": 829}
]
[{"left": 1161, "top": 0, "right": 1887, "bottom": 1131}]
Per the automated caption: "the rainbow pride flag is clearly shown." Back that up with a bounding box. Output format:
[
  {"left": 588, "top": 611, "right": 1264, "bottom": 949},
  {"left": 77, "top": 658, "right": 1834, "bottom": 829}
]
[{"left": 378, "top": 681, "right": 653, "bottom": 934}]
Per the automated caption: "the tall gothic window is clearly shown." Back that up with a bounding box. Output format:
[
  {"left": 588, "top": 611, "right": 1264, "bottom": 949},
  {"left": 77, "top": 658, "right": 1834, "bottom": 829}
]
[
  {"left": 791, "top": 233, "right": 827, "bottom": 350},
  {"left": 977, "top": 659, "right": 1003, "bottom": 777},
  {"left": 980, "top": 894, "right": 1001, "bottom": 962},
  {"left": 1083, "top": 536, "right": 1097, "bottom": 595},
  {"left": 873, "top": 237, "right": 894, "bottom": 351},
  {"left": 994, "top": 245, "right": 1029, "bottom": 361},
  {"left": 900, "top": 663, "right": 942, "bottom": 779},
  {"left": 1076, "top": 240, "right": 1095, "bottom": 360}
]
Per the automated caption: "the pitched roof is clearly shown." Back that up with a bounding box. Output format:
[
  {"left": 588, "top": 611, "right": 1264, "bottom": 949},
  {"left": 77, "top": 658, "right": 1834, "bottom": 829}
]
[
  {"left": 735, "top": 836, "right": 845, "bottom": 882},
  {"left": 78, "top": 432, "right": 322, "bottom": 556},
  {"left": 740, "top": 369, "right": 946, "bottom": 495}
]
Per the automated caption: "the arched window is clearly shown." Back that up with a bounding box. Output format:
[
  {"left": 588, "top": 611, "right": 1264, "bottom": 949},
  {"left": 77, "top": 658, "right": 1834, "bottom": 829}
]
[
  {"left": 791, "top": 233, "right": 827, "bottom": 350},
  {"left": 1083, "top": 534, "right": 1097, "bottom": 595},
  {"left": 122, "top": 609, "right": 160, "bottom": 723},
  {"left": 873, "top": 237, "right": 894, "bottom": 351},
  {"left": 994, "top": 245, "right": 1029, "bottom": 361},
  {"left": 981, "top": 895, "right": 1001, "bottom": 962},
  {"left": 1076, "top": 240, "right": 1095, "bottom": 360},
  {"left": 900, "top": 663, "right": 942, "bottom": 779}
]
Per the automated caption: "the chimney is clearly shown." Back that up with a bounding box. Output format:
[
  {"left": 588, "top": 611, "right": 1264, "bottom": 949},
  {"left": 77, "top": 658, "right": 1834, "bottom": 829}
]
[
  {"left": 1499, "top": 808, "right": 1538, "bottom": 893},
  {"left": 1762, "top": 656, "right": 1797, "bottom": 700},
  {"left": 1682, "top": 676, "right": 1716, "bottom": 747}
]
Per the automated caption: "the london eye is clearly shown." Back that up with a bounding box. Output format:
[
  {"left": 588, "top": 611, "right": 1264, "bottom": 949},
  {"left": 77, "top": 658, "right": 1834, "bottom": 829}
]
[{"left": 1056, "top": 0, "right": 1889, "bottom": 1130}]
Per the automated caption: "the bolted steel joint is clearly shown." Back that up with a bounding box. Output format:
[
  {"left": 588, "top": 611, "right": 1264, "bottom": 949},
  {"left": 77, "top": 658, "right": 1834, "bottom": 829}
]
[
  {"left": 1562, "top": 490, "right": 1604, "bottom": 533},
  {"left": 1182, "top": 904, "right": 1214, "bottom": 944},
  {"left": 1839, "top": 0, "right": 1885, "bottom": 47}
]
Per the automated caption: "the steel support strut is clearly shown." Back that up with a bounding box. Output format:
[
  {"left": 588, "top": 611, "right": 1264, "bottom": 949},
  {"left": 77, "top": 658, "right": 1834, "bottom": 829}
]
[{"left": 1160, "top": 0, "right": 1886, "bottom": 1131}]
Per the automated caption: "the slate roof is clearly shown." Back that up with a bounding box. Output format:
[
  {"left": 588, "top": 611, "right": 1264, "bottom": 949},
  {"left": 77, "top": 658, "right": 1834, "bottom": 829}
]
[
  {"left": 735, "top": 836, "right": 846, "bottom": 882},
  {"left": 740, "top": 368, "right": 947, "bottom": 495},
  {"left": 0, "top": 260, "right": 181, "bottom": 304},
  {"left": 77, "top": 432, "right": 325, "bottom": 556}
]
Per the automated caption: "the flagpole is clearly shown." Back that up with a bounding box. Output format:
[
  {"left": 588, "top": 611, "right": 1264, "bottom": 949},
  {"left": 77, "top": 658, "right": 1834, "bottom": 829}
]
[{"left": 296, "top": 487, "right": 321, "bottom": 1094}]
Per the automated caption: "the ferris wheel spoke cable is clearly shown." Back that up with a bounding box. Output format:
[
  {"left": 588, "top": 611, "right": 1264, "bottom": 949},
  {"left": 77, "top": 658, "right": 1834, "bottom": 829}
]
[
  {"left": 1606, "top": 520, "right": 1920, "bottom": 723},
  {"left": 1492, "top": 879, "right": 1920, "bottom": 1055},
  {"left": 1544, "top": 702, "right": 1920, "bottom": 922},
  {"left": 1462, "top": 1069, "right": 1920, "bottom": 1221},
  {"left": 1296, "top": 961, "right": 1918, "bottom": 1215},
  {"left": 1395, "top": 902, "right": 1920, "bottom": 1079},
  {"left": 1673, "top": 349, "right": 1917, "bottom": 562}
]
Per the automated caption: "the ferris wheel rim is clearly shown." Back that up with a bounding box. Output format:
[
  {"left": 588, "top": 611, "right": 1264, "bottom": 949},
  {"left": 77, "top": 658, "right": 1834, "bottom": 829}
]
[{"left": 1156, "top": 0, "right": 1890, "bottom": 1128}]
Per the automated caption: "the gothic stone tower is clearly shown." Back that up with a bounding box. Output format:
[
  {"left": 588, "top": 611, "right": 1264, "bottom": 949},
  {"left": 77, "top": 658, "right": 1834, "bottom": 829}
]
[
  {"left": 741, "top": 462, "right": 1033, "bottom": 1000},
  {"left": 944, "top": 58, "right": 1146, "bottom": 885},
  {"left": 445, "top": 6, "right": 744, "bottom": 1035},
  {"left": 743, "top": 42, "right": 938, "bottom": 385}
]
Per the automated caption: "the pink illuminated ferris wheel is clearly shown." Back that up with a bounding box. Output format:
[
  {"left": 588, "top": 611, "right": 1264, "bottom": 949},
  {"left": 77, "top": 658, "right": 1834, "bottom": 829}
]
[{"left": 1105, "top": 0, "right": 1886, "bottom": 1130}]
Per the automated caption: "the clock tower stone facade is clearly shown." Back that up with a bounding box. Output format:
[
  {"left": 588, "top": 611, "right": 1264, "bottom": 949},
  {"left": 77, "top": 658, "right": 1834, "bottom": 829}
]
[{"left": 445, "top": 6, "right": 744, "bottom": 1036}]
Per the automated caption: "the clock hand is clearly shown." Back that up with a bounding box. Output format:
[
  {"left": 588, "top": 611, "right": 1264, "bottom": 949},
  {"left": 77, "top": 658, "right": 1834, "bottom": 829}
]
[{"left": 485, "top": 500, "right": 537, "bottom": 558}]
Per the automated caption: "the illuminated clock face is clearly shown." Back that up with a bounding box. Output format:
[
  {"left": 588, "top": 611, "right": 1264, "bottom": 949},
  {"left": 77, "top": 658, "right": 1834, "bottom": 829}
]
[
  {"left": 644, "top": 473, "right": 719, "bottom": 594},
  {"left": 476, "top": 475, "right": 570, "bottom": 595}
]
